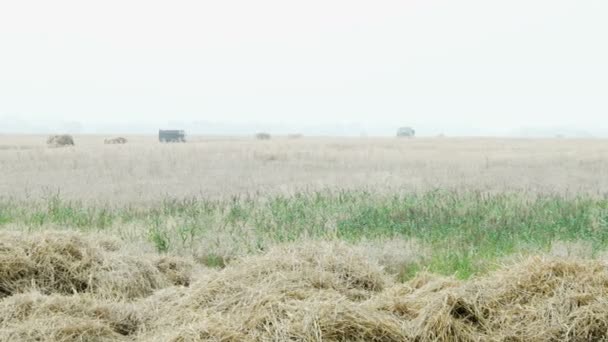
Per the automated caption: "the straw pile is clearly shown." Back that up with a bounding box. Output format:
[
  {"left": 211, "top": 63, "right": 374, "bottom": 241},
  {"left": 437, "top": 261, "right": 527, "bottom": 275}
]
[
  {"left": 104, "top": 137, "right": 128, "bottom": 144},
  {"left": 1, "top": 231, "right": 608, "bottom": 341},
  {"left": 0, "top": 292, "right": 142, "bottom": 341},
  {"left": 141, "top": 241, "right": 399, "bottom": 341},
  {"left": 0, "top": 231, "right": 194, "bottom": 300},
  {"left": 46, "top": 135, "right": 74, "bottom": 147}
]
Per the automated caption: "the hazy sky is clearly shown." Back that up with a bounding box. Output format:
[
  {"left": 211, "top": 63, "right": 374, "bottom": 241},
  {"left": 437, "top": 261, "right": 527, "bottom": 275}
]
[{"left": 1, "top": 0, "right": 607, "bottom": 133}]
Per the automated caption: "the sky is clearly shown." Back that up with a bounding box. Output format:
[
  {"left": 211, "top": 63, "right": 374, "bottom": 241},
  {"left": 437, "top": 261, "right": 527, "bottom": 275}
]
[{"left": 0, "top": 0, "right": 607, "bottom": 135}]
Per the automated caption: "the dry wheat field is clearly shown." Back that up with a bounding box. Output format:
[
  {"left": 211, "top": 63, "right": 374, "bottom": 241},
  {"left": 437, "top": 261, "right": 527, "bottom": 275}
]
[
  {"left": 2, "top": 134, "right": 608, "bottom": 203},
  {"left": 2, "top": 134, "right": 608, "bottom": 341}
]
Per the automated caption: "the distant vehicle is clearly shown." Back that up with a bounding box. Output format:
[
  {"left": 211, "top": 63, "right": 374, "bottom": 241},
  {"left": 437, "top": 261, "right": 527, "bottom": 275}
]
[
  {"left": 159, "top": 130, "right": 186, "bottom": 142},
  {"left": 396, "top": 127, "right": 415, "bottom": 138},
  {"left": 255, "top": 132, "right": 271, "bottom": 140}
]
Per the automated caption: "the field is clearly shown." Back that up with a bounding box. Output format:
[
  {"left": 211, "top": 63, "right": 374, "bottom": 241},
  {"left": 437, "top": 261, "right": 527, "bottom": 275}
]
[{"left": 2, "top": 134, "right": 608, "bottom": 341}]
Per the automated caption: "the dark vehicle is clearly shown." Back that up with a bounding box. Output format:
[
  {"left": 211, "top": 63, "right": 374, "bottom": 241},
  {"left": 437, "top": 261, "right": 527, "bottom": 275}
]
[
  {"left": 396, "top": 126, "right": 415, "bottom": 138},
  {"left": 159, "top": 130, "right": 186, "bottom": 142}
]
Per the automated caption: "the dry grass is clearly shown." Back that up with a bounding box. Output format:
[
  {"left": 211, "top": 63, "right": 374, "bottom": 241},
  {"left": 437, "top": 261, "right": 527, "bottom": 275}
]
[
  {"left": 1, "top": 135, "right": 608, "bottom": 204},
  {"left": 0, "top": 231, "right": 196, "bottom": 300},
  {"left": 2, "top": 231, "right": 608, "bottom": 341},
  {"left": 2, "top": 135, "right": 608, "bottom": 340}
]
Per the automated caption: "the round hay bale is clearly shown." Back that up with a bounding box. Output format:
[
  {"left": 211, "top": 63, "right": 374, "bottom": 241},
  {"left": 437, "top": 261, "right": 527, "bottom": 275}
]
[
  {"left": 104, "top": 137, "right": 128, "bottom": 144},
  {"left": 255, "top": 132, "right": 271, "bottom": 140},
  {"left": 287, "top": 133, "right": 303, "bottom": 139},
  {"left": 46, "top": 134, "right": 74, "bottom": 147}
]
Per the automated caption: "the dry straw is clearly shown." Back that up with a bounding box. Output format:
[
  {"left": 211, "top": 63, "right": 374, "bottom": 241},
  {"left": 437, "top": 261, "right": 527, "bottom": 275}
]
[
  {"left": 4, "top": 136, "right": 608, "bottom": 203},
  {"left": 0, "top": 231, "right": 194, "bottom": 300},
  {"left": 46, "top": 135, "right": 74, "bottom": 147},
  {"left": 104, "top": 137, "right": 128, "bottom": 144},
  {"left": 2, "top": 231, "right": 608, "bottom": 341}
]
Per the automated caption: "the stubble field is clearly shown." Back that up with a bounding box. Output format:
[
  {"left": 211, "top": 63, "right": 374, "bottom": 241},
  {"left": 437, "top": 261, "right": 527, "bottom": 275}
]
[{"left": 2, "top": 134, "right": 608, "bottom": 341}]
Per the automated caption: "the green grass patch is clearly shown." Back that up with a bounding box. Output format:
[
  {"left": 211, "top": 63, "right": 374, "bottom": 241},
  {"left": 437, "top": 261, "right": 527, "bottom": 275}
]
[{"left": 1, "top": 190, "right": 607, "bottom": 279}]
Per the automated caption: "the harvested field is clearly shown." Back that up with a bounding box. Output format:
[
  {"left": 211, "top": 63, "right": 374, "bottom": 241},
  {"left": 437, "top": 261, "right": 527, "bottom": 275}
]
[
  {"left": 2, "top": 136, "right": 608, "bottom": 340},
  {"left": 1, "top": 135, "right": 608, "bottom": 204},
  {"left": 2, "top": 0, "right": 606, "bottom": 337},
  {"left": 1, "top": 231, "right": 608, "bottom": 341}
]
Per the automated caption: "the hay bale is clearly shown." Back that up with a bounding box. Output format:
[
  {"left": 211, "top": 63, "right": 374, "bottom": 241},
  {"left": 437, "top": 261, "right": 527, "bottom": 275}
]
[
  {"left": 255, "top": 132, "right": 271, "bottom": 140},
  {"left": 287, "top": 133, "right": 303, "bottom": 139},
  {"left": 104, "top": 137, "right": 128, "bottom": 144},
  {"left": 46, "top": 135, "right": 74, "bottom": 147}
]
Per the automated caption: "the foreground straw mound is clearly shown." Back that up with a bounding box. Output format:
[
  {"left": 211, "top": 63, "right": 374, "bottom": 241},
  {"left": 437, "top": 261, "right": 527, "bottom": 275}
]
[
  {"left": 0, "top": 231, "right": 194, "bottom": 300},
  {"left": 2, "top": 231, "right": 608, "bottom": 341},
  {"left": 395, "top": 257, "right": 608, "bottom": 341},
  {"left": 143, "top": 241, "right": 401, "bottom": 341},
  {"left": 143, "top": 244, "right": 608, "bottom": 341},
  {"left": 0, "top": 292, "right": 142, "bottom": 341}
]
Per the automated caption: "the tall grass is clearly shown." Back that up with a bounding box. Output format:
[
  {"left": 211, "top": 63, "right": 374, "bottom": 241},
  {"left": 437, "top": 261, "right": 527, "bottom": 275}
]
[
  {"left": 3, "top": 136, "right": 608, "bottom": 204},
  {"left": 2, "top": 190, "right": 607, "bottom": 279}
]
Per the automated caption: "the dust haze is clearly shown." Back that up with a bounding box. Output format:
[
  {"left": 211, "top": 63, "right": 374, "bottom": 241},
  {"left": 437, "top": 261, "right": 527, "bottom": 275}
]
[
  {"left": 3, "top": 2, "right": 608, "bottom": 341},
  {"left": 1, "top": 0, "right": 607, "bottom": 136}
]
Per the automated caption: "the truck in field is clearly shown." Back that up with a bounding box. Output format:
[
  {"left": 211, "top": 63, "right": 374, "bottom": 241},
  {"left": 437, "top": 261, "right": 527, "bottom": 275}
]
[{"left": 396, "top": 127, "right": 415, "bottom": 138}]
